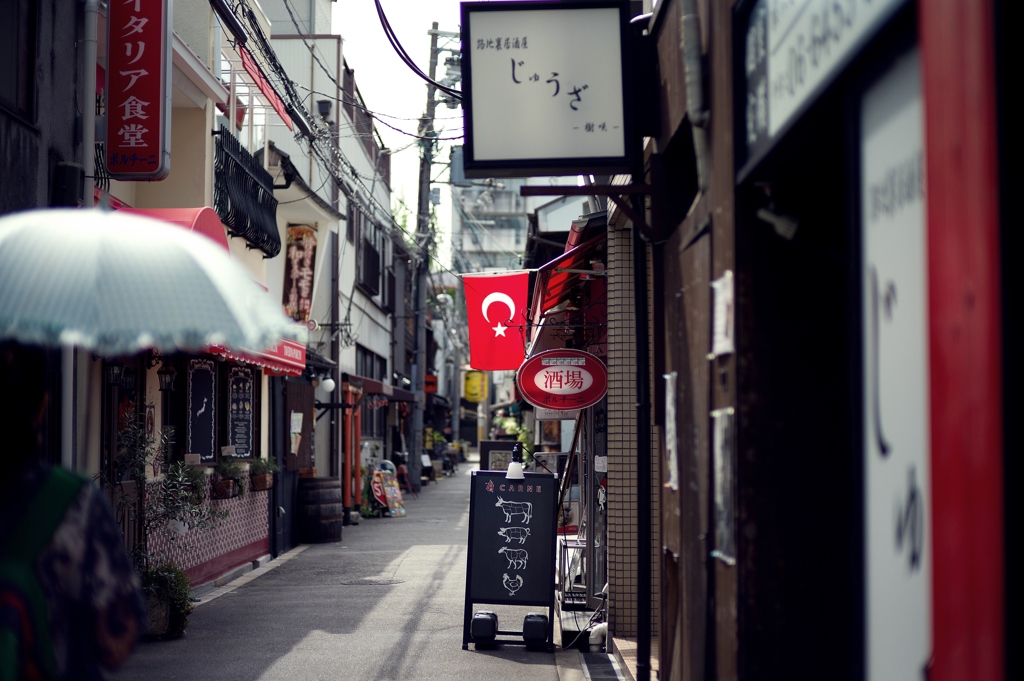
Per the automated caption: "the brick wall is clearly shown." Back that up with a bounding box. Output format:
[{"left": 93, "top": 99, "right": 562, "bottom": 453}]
[{"left": 605, "top": 220, "right": 660, "bottom": 638}]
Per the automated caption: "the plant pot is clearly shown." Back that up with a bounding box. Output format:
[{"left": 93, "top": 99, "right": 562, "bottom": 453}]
[
  {"left": 145, "top": 594, "right": 170, "bottom": 638},
  {"left": 212, "top": 479, "right": 237, "bottom": 499},
  {"left": 251, "top": 472, "right": 273, "bottom": 491}
]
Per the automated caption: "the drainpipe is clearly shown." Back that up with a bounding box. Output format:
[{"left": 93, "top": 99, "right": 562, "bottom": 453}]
[
  {"left": 681, "top": 0, "right": 709, "bottom": 191},
  {"left": 634, "top": 211, "right": 652, "bottom": 681},
  {"left": 65, "top": 0, "right": 101, "bottom": 471},
  {"left": 83, "top": 0, "right": 98, "bottom": 209},
  {"left": 343, "top": 390, "right": 353, "bottom": 516},
  {"left": 331, "top": 229, "right": 340, "bottom": 480}
]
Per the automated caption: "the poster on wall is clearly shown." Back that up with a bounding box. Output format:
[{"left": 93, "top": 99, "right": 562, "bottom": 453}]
[
  {"left": 227, "top": 366, "right": 254, "bottom": 459},
  {"left": 282, "top": 225, "right": 317, "bottom": 322},
  {"left": 187, "top": 359, "right": 216, "bottom": 464},
  {"left": 861, "top": 48, "right": 932, "bottom": 680}
]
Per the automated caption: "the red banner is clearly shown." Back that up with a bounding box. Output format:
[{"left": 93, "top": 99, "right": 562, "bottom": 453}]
[
  {"left": 463, "top": 271, "right": 529, "bottom": 371},
  {"left": 106, "top": 0, "right": 171, "bottom": 179}
]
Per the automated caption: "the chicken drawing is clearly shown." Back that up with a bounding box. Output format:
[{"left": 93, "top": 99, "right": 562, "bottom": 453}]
[{"left": 503, "top": 573, "right": 524, "bottom": 596}]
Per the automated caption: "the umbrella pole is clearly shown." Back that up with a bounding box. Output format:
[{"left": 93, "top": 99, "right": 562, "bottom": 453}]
[{"left": 61, "top": 347, "right": 75, "bottom": 469}]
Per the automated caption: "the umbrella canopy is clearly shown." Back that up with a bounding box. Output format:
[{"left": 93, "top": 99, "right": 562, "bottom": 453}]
[{"left": 0, "top": 208, "right": 296, "bottom": 356}]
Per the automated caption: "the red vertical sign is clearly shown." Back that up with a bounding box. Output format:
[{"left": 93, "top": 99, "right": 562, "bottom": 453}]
[{"left": 106, "top": 0, "right": 171, "bottom": 179}]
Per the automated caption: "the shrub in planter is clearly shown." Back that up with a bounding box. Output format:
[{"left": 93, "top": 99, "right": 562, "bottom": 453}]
[
  {"left": 213, "top": 458, "right": 245, "bottom": 499},
  {"left": 141, "top": 563, "right": 194, "bottom": 639},
  {"left": 97, "top": 403, "right": 226, "bottom": 640},
  {"left": 249, "top": 457, "right": 278, "bottom": 491}
]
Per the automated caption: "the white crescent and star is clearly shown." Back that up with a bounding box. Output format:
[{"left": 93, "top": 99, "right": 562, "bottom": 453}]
[{"left": 481, "top": 292, "right": 516, "bottom": 338}]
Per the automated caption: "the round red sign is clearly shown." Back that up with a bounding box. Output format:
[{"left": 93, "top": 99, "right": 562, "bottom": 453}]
[{"left": 517, "top": 349, "right": 608, "bottom": 411}]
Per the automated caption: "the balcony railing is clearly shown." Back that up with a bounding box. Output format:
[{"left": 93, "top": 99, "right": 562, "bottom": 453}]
[{"left": 213, "top": 125, "right": 281, "bottom": 258}]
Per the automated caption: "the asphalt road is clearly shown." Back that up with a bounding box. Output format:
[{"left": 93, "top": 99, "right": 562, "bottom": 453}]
[{"left": 110, "top": 460, "right": 561, "bottom": 681}]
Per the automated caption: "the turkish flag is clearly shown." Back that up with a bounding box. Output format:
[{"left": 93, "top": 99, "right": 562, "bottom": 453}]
[{"left": 463, "top": 271, "right": 529, "bottom": 370}]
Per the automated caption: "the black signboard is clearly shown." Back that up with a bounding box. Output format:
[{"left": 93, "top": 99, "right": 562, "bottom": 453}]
[
  {"left": 187, "top": 359, "right": 216, "bottom": 464},
  {"left": 228, "top": 366, "right": 254, "bottom": 459},
  {"left": 463, "top": 470, "right": 556, "bottom": 649}
]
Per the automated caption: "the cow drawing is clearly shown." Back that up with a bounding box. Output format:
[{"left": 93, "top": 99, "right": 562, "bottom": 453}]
[
  {"left": 503, "top": 573, "right": 524, "bottom": 596},
  {"left": 497, "top": 527, "right": 531, "bottom": 544},
  {"left": 498, "top": 546, "right": 529, "bottom": 570},
  {"left": 495, "top": 496, "right": 532, "bottom": 523}
]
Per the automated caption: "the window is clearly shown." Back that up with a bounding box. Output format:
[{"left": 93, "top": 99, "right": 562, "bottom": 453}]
[
  {"left": 0, "top": 0, "right": 37, "bottom": 119},
  {"left": 356, "top": 216, "right": 383, "bottom": 297},
  {"left": 347, "top": 203, "right": 359, "bottom": 243}
]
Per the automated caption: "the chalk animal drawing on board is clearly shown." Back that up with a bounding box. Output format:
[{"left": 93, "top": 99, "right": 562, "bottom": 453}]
[
  {"left": 503, "top": 573, "right": 524, "bottom": 596},
  {"left": 497, "top": 526, "right": 531, "bottom": 544},
  {"left": 498, "top": 546, "right": 529, "bottom": 570},
  {"left": 495, "top": 496, "right": 532, "bottom": 523}
]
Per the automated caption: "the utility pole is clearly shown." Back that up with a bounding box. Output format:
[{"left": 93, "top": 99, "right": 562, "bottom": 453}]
[{"left": 410, "top": 22, "right": 441, "bottom": 491}]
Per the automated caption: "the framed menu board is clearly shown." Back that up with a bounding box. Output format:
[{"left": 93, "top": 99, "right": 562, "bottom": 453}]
[
  {"left": 227, "top": 366, "right": 255, "bottom": 459},
  {"left": 462, "top": 470, "right": 556, "bottom": 649},
  {"left": 187, "top": 359, "right": 216, "bottom": 464}
]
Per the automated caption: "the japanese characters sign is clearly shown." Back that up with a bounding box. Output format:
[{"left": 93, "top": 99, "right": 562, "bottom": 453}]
[
  {"left": 282, "top": 225, "right": 317, "bottom": 323},
  {"left": 741, "top": 0, "right": 904, "bottom": 171},
  {"left": 517, "top": 349, "right": 607, "bottom": 411},
  {"left": 106, "top": 0, "right": 172, "bottom": 179},
  {"left": 860, "top": 48, "right": 932, "bottom": 681},
  {"left": 461, "top": 0, "right": 633, "bottom": 177}
]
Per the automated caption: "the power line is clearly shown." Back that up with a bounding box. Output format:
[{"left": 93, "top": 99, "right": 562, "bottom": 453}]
[{"left": 374, "top": 0, "right": 463, "bottom": 101}]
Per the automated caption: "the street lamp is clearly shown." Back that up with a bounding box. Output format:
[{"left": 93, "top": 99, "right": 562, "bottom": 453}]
[
  {"left": 157, "top": 363, "right": 177, "bottom": 392},
  {"left": 106, "top": 361, "right": 124, "bottom": 386}
]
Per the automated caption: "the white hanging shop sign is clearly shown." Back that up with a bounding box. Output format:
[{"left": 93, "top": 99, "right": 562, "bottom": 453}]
[{"left": 460, "top": 0, "right": 635, "bottom": 178}]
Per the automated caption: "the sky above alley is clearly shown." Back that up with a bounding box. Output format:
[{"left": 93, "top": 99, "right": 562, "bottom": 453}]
[{"left": 333, "top": 0, "right": 466, "bottom": 270}]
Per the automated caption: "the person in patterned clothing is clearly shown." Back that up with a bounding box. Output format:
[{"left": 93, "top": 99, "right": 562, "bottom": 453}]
[{"left": 1, "top": 342, "right": 146, "bottom": 680}]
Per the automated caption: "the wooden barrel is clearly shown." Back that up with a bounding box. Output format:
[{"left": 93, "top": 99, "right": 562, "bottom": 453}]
[{"left": 297, "top": 477, "right": 343, "bottom": 543}]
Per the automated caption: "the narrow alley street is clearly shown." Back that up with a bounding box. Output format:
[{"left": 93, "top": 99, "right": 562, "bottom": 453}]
[{"left": 111, "top": 458, "right": 574, "bottom": 681}]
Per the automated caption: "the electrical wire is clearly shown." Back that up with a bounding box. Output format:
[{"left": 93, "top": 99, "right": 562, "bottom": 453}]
[
  {"left": 283, "top": 0, "right": 463, "bottom": 143},
  {"left": 374, "top": 0, "right": 463, "bottom": 101},
  {"left": 292, "top": 82, "right": 463, "bottom": 123}
]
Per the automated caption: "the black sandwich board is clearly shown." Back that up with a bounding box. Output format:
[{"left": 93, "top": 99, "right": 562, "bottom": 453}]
[{"left": 463, "top": 470, "right": 557, "bottom": 650}]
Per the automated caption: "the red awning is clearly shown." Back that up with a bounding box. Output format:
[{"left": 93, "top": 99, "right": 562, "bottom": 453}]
[
  {"left": 342, "top": 373, "right": 417, "bottom": 402},
  {"left": 528, "top": 233, "right": 608, "bottom": 355},
  {"left": 120, "top": 207, "right": 230, "bottom": 251},
  {"left": 530, "top": 233, "right": 607, "bottom": 327},
  {"left": 209, "top": 339, "right": 307, "bottom": 376},
  {"left": 240, "top": 46, "right": 293, "bottom": 131}
]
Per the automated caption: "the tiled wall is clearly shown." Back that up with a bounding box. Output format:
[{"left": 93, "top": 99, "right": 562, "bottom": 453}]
[
  {"left": 147, "top": 479, "right": 269, "bottom": 585},
  {"left": 605, "top": 222, "right": 661, "bottom": 638}
]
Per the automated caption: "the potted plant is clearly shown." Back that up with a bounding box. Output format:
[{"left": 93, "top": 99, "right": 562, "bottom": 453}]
[
  {"left": 212, "top": 458, "right": 245, "bottom": 499},
  {"left": 249, "top": 457, "right": 278, "bottom": 491},
  {"left": 140, "top": 562, "right": 194, "bottom": 640},
  {"left": 99, "top": 403, "right": 226, "bottom": 639}
]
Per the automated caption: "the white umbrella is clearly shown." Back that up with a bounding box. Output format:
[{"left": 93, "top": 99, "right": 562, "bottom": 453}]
[{"left": 0, "top": 208, "right": 296, "bottom": 356}]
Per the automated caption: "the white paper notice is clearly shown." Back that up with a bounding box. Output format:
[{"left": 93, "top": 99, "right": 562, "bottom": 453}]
[
  {"left": 664, "top": 372, "right": 679, "bottom": 491},
  {"left": 711, "top": 270, "right": 735, "bottom": 357}
]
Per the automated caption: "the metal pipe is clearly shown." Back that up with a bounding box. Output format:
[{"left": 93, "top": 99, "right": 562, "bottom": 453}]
[
  {"left": 67, "top": 0, "right": 101, "bottom": 471},
  {"left": 633, "top": 220, "right": 652, "bottom": 681}
]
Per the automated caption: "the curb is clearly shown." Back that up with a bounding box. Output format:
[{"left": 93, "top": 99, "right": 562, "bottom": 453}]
[{"left": 189, "top": 544, "right": 311, "bottom": 607}]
